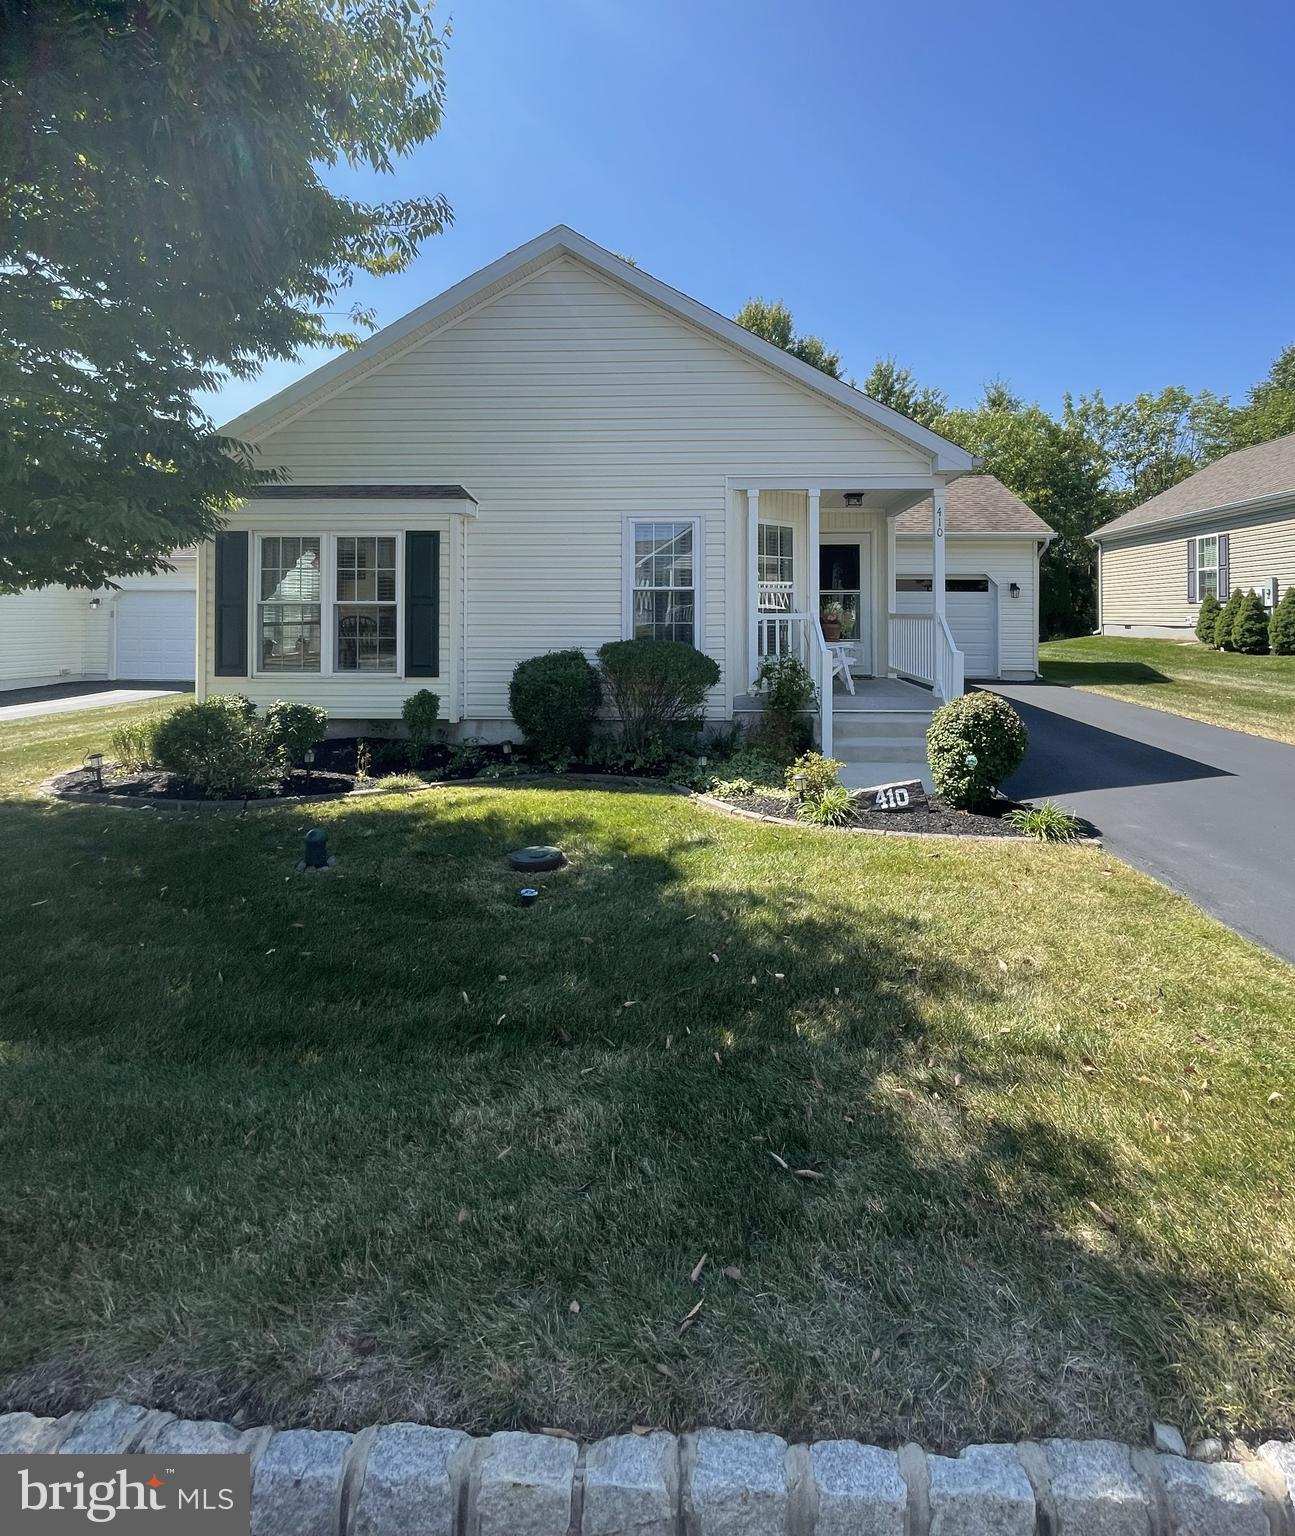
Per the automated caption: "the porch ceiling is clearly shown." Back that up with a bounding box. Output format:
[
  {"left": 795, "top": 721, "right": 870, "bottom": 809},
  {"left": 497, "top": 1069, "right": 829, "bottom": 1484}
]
[{"left": 817, "top": 488, "right": 932, "bottom": 518}]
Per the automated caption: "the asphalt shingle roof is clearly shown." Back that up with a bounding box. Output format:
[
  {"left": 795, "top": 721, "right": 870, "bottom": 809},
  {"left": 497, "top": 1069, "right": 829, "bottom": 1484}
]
[
  {"left": 897, "top": 475, "right": 1052, "bottom": 536},
  {"left": 1091, "top": 431, "right": 1295, "bottom": 540}
]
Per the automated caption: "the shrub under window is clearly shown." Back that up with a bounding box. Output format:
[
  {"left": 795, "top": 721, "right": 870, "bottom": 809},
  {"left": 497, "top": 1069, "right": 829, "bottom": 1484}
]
[
  {"left": 151, "top": 695, "right": 272, "bottom": 798},
  {"left": 264, "top": 701, "right": 329, "bottom": 768},
  {"left": 597, "top": 638, "right": 719, "bottom": 752},
  {"left": 509, "top": 651, "right": 602, "bottom": 761},
  {"left": 926, "top": 692, "right": 1028, "bottom": 811}
]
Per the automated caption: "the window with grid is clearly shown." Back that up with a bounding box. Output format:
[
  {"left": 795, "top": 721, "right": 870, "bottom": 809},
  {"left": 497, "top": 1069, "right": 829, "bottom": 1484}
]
[
  {"left": 1196, "top": 535, "right": 1219, "bottom": 600},
  {"left": 258, "top": 536, "right": 322, "bottom": 672},
  {"left": 757, "top": 523, "right": 794, "bottom": 611},
  {"left": 335, "top": 535, "right": 398, "bottom": 672},
  {"left": 631, "top": 521, "right": 695, "bottom": 645}
]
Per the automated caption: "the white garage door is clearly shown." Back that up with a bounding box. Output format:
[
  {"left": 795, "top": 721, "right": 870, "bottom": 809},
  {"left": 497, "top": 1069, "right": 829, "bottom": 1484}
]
[
  {"left": 114, "top": 593, "right": 195, "bottom": 681},
  {"left": 945, "top": 578, "right": 998, "bottom": 678}
]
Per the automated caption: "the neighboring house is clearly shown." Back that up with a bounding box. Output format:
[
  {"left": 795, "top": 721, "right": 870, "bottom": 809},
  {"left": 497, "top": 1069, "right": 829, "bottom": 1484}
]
[
  {"left": 1091, "top": 432, "right": 1295, "bottom": 636},
  {"left": 0, "top": 556, "right": 197, "bottom": 692},
  {"left": 202, "top": 227, "right": 1053, "bottom": 766}
]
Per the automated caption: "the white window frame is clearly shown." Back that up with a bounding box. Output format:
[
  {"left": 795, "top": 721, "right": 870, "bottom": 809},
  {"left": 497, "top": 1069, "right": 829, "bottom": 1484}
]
[
  {"left": 757, "top": 521, "right": 795, "bottom": 611},
  {"left": 251, "top": 532, "right": 404, "bottom": 679},
  {"left": 1195, "top": 534, "right": 1219, "bottom": 602},
  {"left": 622, "top": 516, "right": 704, "bottom": 647}
]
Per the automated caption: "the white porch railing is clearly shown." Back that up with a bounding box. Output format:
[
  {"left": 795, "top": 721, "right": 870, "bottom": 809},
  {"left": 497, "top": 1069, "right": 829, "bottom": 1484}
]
[
  {"left": 755, "top": 609, "right": 833, "bottom": 758},
  {"left": 887, "top": 613, "right": 965, "bottom": 703}
]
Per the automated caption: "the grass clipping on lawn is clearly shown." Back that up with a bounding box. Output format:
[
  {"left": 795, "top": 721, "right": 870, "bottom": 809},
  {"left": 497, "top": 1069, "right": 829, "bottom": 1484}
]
[{"left": 0, "top": 701, "right": 1293, "bottom": 1450}]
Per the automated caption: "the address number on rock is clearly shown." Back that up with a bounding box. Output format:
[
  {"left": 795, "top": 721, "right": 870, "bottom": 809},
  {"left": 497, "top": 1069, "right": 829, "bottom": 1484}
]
[{"left": 866, "top": 779, "right": 927, "bottom": 813}]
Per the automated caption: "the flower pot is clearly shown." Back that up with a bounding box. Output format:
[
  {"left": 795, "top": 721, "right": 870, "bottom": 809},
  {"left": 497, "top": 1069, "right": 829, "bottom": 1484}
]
[{"left": 821, "top": 619, "right": 842, "bottom": 642}]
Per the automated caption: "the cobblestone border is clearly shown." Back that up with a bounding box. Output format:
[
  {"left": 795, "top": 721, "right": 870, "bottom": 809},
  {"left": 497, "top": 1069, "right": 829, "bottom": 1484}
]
[{"left": 3, "top": 1402, "right": 1291, "bottom": 1534}]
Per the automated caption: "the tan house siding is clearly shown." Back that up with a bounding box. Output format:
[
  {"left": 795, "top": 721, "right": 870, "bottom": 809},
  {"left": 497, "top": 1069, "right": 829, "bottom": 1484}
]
[
  {"left": 897, "top": 535, "right": 1042, "bottom": 677},
  {"left": 1098, "top": 500, "right": 1295, "bottom": 634},
  {"left": 230, "top": 256, "right": 937, "bottom": 720}
]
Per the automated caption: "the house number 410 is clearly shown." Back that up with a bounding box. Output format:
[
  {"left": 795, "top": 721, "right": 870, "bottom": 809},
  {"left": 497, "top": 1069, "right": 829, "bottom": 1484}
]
[{"left": 874, "top": 785, "right": 910, "bottom": 809}]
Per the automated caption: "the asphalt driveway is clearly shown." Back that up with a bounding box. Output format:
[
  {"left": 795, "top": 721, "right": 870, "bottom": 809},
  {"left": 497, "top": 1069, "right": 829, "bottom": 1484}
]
[
  {"left": 0, "top": 681, "right": 188, "bottom": 722},
  {"left": 994, "top": 683, "right": 1295, "bottom": 966}
]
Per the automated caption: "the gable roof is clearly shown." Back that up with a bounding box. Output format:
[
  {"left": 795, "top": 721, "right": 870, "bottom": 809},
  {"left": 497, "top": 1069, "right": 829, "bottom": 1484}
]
[
  {"left": 221, "top": 225, "right": 977, "bottom": 474},
  {"left": 1091, "top": 431, "right": 1295, "bottom": 541},
  {"left": 896, "top": 475, "right": 1053, "bottom": 536}
]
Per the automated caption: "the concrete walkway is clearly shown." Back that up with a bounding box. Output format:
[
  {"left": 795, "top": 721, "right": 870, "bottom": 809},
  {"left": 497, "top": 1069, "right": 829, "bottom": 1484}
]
[
  {"left": 0, "top": 681, "right": 186, "bottom": 723},
  {"left": 994, "top": 682, "right": 1295, "bottom": 965}
]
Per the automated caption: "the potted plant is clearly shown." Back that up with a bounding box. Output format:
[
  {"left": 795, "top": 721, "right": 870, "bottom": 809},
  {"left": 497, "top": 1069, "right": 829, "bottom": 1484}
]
[{"left": 820, "top": 600, "right": 846, "bottom": 642}]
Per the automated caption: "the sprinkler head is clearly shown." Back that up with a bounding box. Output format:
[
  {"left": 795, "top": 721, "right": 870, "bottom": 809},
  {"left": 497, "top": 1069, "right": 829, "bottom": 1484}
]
[{"left": 518, "top": 887, "right": 539, "bottom": 907}]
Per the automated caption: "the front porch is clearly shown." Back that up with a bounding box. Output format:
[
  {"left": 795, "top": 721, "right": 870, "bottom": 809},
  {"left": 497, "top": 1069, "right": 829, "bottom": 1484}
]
[{"left": 735, "top": 482, "right": 964, "bottom": 764}]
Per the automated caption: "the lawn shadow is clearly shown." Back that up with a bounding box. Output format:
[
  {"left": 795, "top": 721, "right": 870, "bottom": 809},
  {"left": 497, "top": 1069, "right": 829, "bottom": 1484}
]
[
  {"left": 1041, "top": 660, "right": 1172, "bottom": 689},
  {"left": 0, "top": 785, "right": 1284, "bottom": 1449}
]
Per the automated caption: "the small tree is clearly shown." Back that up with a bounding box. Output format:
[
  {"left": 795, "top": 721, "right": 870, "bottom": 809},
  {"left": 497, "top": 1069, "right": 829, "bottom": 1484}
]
[
  {"left": 1269, "top": 587, "right": 1295, "bottom": 655},
  {"left": 597, "top": 639, "right": 719, "bottom": 752},
  {"left": 401, "top": 689, "right": 442, "bottom": 766},
  {"left": 1232, "top": 590, "right": 1270, "bottom": 655},
  {"left": 1194, "top": 591, "right": 1222, "bottom": 645},
  {"left": 1215, "top": 588, "right": 1245, "bottom": 650},
  {"left": 264, "top": 701, "right": 328, "bottom": 769}
]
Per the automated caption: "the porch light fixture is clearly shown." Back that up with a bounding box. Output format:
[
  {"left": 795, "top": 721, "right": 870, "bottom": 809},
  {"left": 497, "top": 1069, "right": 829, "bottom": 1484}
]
[
  {"left": 88, "top": 597, "right": 102, "bottom": 609},
  {"left": 83, "top": 751, "right": 104, "bottom": 788},
  {"left": 843, "top": 492, "right": 865, "bottom": 508},
  {"left": 1009, "top": 582, "right": 1021, "bottom": 599}
]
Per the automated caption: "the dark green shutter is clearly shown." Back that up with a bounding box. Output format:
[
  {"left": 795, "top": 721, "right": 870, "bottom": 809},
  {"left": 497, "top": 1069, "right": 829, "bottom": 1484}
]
[
  {"left": 405, "top": 530, "right": 440, "bottom": 677},
  {"left": 214, "top": 531, "right": 249, "bottom": 675}
]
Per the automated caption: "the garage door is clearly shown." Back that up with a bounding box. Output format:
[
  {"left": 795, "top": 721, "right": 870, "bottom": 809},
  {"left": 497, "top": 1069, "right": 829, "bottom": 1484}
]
[
  {"left": 115, "top": 593, "right": 195, "bottom": 681},
  {"left": 945, "top": 578, "right": 998, "bottom": 678}
]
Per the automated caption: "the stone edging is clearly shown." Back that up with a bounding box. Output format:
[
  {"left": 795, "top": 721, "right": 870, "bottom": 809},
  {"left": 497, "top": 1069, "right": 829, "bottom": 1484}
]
[{"left": 2, "top": 1401, "right": 1291, "bottom": 1534}]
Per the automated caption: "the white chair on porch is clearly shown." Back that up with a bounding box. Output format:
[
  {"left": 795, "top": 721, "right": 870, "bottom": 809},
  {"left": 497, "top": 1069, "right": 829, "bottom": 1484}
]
[{"left": 827, "top": 644, "right": 855, "bottom": 695}]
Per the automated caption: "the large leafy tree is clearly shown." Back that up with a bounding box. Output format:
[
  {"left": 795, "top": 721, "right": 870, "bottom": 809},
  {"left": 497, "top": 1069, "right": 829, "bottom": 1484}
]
[
  {"left": 734, "top": 297, "right": 843, "bottom": 379},
  {"left": 1220, "top": 343, "right": 1295, "bottom": 451},
  {"left": 1063, "top": 385, "right": 1229, "bottom": 513},
  {"left": 860, "top": 356, "right": 947, "bottom": 428},
  {"left": 0, "top": 0, "right": 451, "bottom": 592}
]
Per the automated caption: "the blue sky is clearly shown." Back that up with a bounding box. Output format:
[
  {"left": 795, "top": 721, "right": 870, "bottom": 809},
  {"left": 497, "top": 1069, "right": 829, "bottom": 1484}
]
[{"left": 208, "top": 0, "right": 1295, "bottom": 426}]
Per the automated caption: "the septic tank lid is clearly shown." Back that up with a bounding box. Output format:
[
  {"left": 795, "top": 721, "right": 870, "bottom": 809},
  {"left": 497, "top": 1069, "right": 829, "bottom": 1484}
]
[{"left": 507, "top": 845, "right": 565, "bottom": 873}]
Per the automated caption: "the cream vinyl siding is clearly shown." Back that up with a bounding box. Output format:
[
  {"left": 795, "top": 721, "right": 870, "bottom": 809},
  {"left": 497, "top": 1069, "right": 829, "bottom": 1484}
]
[
  {"left": 198, "top": 502, "right": 456, "bottom": 718},
  {"left": 1098, "top": 503, "right": 1295, "bottom": 630},
  {"left": 0, "top": 587, "right": 102, "bottom": 688},
  {"left": 895, "top": 534, "right": 1041, "bottom": 677},
  {"left": 246, "top": 257, "right": 934, "bottom": 719}
]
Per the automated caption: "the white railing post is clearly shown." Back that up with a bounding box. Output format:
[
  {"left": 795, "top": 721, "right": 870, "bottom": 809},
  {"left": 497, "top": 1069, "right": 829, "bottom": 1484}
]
[
  {"left": 886, "top": 515, "right": 898, "bottom": 674},
  {"left": 747, "top": 489, "right": 760, "bottom": 686},
  {"left": 807, "top": 487, "right": 821, "bottom": 626},
  {"left": 810, "top": 611, "right": 832, "bottom": 759},
  {"left": 932, "top": 480, "right": 947, "bottom": 630}
]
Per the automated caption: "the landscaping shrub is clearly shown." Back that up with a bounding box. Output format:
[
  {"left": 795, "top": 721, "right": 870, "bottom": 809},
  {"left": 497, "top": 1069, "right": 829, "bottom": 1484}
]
[
  {"left": 753, "top": 653, "right": 816, "bottom": 759},
  {"left": 1215, "top": 587, "right": 1244, "bottom": 650},
  {"left": 796, "top": 783, "right": 853, "bottom": 826},
  {"left": 701, "top": 747, "right": 785, "bottom": 794},
  {"left": 263, "top": 701, "right": 328, "bottom": 768},
  {"left": 108, "top": 714, "right": 164, "bottom": 770},
  {"left": 1270, "top": 587, "right": 1295, "bottom": 655},
  {"left": 1233, "top": 590, "right": 1270, "bottom": 655},
  {"left": 151, "top": 695, "right": 271, "bottom": 797},
  {"left": 926, "top": 691, "right": 1028, "bottom": 811},
  {"left": 401, "top": 688, "right": 443, "bottom": 765},
  {"left": 597, "top": 639, "right": 719, "bottom": 752},
  {"left": 509, "top": 651, "right": 601, "bottom": 761},
  {"left": 1194, "top": 591, "right": 1222, "bottom": 645},
  {"left": 1004, "top": 801, "right": 1081, "bottom": 842},
  {"left": 786, "top": 750, "right": 843, "bottom": 802}
]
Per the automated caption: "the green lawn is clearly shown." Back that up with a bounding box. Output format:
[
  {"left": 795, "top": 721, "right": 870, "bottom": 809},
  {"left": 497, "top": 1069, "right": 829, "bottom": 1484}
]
[
  {"left": 1040, "top": 635, "right": 1295, "bottom": 744},
  {"left": 1, "top": 701, "right": 1294, "bottom": 1451}
]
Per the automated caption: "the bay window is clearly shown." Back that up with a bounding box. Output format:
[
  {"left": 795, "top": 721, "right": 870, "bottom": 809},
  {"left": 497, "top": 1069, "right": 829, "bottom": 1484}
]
[{"left": 255, "top": 533, "right": 402, "bottom": 676}]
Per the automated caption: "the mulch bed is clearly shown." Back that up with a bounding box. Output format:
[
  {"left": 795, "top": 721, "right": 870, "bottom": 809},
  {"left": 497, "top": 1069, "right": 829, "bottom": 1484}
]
[
  {"left": 50, "top": 765, "right": 358, "bottom": 803},
  {"left": 715, "top": 790, "right": 1096, "bottom": 839}
]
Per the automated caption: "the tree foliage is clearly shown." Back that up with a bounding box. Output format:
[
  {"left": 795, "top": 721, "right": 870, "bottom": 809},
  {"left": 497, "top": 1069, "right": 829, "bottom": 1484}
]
[
  {"left": 734, "top": 297, "right": 843, "bottom": 379},
  {"left": 1194, "top": 591, "right": 1221, "bottom": 646},
  {"left": 860, "top": 357, "right": 947, "bottom": 427},
  {"left": 1232, "top": 590, "right": 1270, "bottom": 655},
  {"left": 1269, "top": 586, "right": 1295, "bottom": 655},
  {"left": 1223, "top": 343, "right": 1295, "bottom": 451},
  {"left": 1, "top": 0, "right": 451, "bottom": 592},
  {"left": 1215, "top": 588, "right": 1245, "bottom": 650}
]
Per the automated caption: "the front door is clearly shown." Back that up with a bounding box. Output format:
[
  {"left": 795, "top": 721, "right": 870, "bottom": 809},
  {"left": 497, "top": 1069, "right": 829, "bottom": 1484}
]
[{"left": 819, "top": 535, "right": 872, "bottom": 674}]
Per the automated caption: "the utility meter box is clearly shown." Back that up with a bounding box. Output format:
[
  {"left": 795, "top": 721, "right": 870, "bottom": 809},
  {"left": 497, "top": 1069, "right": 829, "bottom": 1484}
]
[{"left": 1262, "top": 576, "right": 1279, "bottom": 610}]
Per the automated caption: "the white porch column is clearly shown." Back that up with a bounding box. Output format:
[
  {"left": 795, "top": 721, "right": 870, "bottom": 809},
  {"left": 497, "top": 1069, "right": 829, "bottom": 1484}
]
[
  {"left": 885, "top": 515, "right": 898, "bottom": 675},
  {"left": 932, "top": 479, "right": 947, "bottom": 624},
  {"left": 747, "top": 488, "right": 760, "bottom": 685},
  {"left": 806, "top": 487, "right": 821, "bottom": 621}
]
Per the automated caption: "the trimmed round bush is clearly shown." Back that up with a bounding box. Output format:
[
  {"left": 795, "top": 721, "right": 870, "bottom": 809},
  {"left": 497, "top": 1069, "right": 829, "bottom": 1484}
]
[
  {"left": 509, "top": 649, "right": 602, "bottom": 760},
  {"left": 1215, "top": 587, "right": 1244, "bottom": 650},
  {"left": 597, "top": 639, "right": 719, "bottom": 752},
  {"left": 151, "top": 694, "right": 271, "bottom": 797},
  {"left": 1194, "top": 591, "right": 1221, "bottom": 646},
  {"left": 264, "top": 701, "right": 328, "bottom": 768},
  {"left": 926, "top": 691, "right": 1028, "bottom": 811},
  {"left": 1232, "top": 590, "right": 1270, "bottom": 655},
  {"left": 1269, "top": 586, "right": 1295, "bottom": 655}
]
